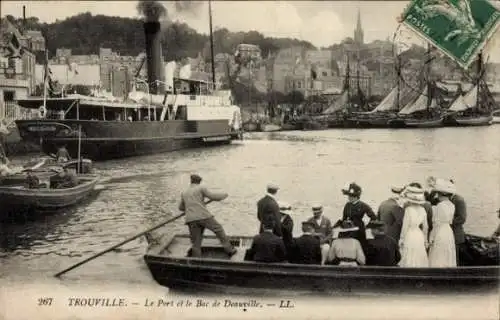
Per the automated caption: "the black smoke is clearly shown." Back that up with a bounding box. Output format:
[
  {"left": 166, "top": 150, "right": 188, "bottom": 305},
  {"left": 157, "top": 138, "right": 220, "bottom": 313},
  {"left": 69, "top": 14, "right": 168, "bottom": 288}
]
[{"left": 137, "top": 0, "right": 167, "bottom": 22}]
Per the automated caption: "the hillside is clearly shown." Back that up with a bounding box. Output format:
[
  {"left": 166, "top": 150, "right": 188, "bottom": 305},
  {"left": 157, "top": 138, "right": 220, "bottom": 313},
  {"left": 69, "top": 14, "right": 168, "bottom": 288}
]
[{"left": 4, "top": 13, "right": 316, "bottom": 61}]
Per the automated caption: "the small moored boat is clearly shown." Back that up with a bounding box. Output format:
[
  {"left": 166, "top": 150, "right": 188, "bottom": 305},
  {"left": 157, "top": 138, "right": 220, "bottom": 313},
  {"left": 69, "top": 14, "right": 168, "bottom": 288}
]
[
  {"left": 0, "top": 174, "right": 100, "bottom": 219},
  {"left": 144, "top": 233, "right": 499, "bottom": 295}
]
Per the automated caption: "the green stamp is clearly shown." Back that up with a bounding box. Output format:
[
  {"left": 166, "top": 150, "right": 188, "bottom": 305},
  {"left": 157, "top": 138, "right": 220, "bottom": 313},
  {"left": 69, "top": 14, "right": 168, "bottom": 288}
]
[{"left": 400, "top": 0, "right": 500, "bottom": 69}]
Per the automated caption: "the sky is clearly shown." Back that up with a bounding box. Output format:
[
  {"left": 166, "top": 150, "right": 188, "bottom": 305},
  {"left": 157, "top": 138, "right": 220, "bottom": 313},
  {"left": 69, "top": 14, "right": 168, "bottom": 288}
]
[{"left": 1, "top": 0, "right": 499, "bottom": 61}]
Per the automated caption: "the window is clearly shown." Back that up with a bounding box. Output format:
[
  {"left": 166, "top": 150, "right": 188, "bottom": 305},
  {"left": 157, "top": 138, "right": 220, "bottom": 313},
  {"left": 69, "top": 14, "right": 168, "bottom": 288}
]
[
  {"left": 322, "top": 71, "right": 327, "bottom": 77},
  {"left": 297, "top": 82, "right": 302, "bottom": 89},
  {"left": 3, "top": 91, "right": 15, "bottom": 102}
]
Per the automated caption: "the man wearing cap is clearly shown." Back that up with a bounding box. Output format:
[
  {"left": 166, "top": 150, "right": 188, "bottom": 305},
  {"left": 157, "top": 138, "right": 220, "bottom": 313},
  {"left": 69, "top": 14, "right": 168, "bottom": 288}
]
[
  {"left": 244, "top": 217, "right": 287, "bottom": 263},
  {"left": 377, "top": 186, "right": 405, "bottom": 243},
  {"left": 257, "top": 184, "right": 282, "bottom": 237},
  {"left": 364, "top": 221, "right": 401, "bottom": 266},
  {"left": 179, "top": 174, "right": 237, "bottom": 258},
  {"left": 306, "top": 205, "right": 332, "bottom": 265},
  {"left": 341, "top": 182, "right": 377, "bottom": 249},
  {"left": 288, "top": 221, "right": 322, "bottom": 264}
]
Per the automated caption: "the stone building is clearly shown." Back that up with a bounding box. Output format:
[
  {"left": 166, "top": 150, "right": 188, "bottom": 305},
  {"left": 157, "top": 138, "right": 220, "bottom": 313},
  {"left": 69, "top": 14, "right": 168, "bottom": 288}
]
[{"left": 0, "top": 19, "right": 36, "bottom": 121}]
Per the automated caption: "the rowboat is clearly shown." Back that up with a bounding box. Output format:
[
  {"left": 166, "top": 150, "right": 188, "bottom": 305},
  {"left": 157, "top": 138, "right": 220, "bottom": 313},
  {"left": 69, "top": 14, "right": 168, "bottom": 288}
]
[
  {"left": 144, "top": 233, "right": 499, "bottom": 295},
  {"left": 0, "top": 174, "right": 100, "bottom": 220}
]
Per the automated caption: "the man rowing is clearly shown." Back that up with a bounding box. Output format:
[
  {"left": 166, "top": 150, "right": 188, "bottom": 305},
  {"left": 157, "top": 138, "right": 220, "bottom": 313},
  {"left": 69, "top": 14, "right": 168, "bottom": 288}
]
[{"left": 179, "top": 174, "right": 237, "bottom": 258}]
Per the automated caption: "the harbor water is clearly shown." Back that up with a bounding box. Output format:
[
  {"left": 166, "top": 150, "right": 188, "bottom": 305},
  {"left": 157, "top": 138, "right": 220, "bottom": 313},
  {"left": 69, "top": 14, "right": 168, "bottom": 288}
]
[{"left": 1, "top": 126, "right": 499, "bottom": 320}]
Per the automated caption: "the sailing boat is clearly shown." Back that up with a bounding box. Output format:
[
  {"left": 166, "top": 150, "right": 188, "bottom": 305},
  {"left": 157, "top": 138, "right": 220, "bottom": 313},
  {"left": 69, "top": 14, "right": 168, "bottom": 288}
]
[
  {"left": 387, "top": 45, "right": 444, "bottom": 128},
  {"left": 317, "top": 55, "right": 355, "bottom": 128},
  {"left": 347, "top": 55, "right": 414, "bottom": 128},
  {"left": 443, "top": 53, "right": 496, "bottom": 126}
]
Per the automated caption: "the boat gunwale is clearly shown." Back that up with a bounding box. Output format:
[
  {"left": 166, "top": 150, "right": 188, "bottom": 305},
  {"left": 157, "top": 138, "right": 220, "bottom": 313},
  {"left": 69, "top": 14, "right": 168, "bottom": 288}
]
[
  {"left": 0, "top": 175, "right": 100, "bottom": 196},
  {"left": 144, "top": 234, "right": 499, "bottom": 280}
]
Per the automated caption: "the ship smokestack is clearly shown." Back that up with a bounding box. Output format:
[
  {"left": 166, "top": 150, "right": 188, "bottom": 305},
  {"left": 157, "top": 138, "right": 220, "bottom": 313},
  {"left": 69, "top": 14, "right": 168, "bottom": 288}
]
[
  {"left": 144, "top": 21, "right": 163, "bottom": 94},
  {"left": 138, "top": 0, "right": 166, "bottom": 95}
]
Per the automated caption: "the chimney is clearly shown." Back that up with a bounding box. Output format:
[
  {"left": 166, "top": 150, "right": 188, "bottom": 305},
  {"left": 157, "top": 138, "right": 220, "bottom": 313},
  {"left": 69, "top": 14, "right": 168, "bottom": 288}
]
[{"left": 143, "top": 21, "right": 164, "bottom": 95}]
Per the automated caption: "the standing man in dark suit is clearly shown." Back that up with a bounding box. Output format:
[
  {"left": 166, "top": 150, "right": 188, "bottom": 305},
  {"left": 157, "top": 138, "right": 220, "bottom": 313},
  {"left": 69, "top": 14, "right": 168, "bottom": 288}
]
[
  {"left": 245, "top": 218, "right": 287, "bottom": 263},
  {"left": 289, "top": 221, "right": 322, "bottom": 264},
  {"left": 257, "top": 184, "right": 282, "bottom": 237},
  {"left": 377, "top": 185, "right": 405, "bottom": 243},
  {"left": 179, "top": 174, "right": 237, "bottom": 258}
]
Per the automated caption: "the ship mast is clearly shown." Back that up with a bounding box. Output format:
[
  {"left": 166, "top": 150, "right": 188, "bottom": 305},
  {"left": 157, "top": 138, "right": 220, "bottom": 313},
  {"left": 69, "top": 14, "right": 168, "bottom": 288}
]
[
  {"left": 395, "top": 54, "right": 400, "bottom": 111},
  {"left": 426, "top": 43, "right": 432, "bottom": 113},
  {"left": 208, "top": 0, "right": 216, "bottom": 89},
  {"left": 476, "top": 51, "right": 482, "bottom": 112}
]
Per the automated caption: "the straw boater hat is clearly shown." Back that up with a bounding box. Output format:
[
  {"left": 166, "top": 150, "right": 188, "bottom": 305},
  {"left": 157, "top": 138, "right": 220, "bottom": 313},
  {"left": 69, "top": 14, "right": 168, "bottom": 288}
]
[
  {"left": 391, "top": 185, "right": 405, "bottom": 194},
  {"left": 400, "top": 185, "right": 426, "bottom": 205},
  {"left": 431, "top": 178, "right": 456, "bottom": 195},
  {"left": 312, "top": 204, "right": 323, "bottom": 213},
  {"left": 267, "top": 183, "right": 279, "bottom": 192},
  {"left": 336, "top": 220, "right": 359, "bottom": 233},
  {"left": 278, "top": 201, "right": 292, "bottom": 212}
]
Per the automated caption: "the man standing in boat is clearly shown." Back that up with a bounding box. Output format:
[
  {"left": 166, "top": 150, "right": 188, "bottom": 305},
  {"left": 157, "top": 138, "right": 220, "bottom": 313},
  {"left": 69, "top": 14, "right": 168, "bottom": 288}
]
[
  {"left": 377, "top": 185, "right": 405, "bottom": 243},
  {"left": 257, "top": 184, "right": 282, "bottom": 237},
  {"left": 179, "top": 174, "right": 237, "bottom": 258}
]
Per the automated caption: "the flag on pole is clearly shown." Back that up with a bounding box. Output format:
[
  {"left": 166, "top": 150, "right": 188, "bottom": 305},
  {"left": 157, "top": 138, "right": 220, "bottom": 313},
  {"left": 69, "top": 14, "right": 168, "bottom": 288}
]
[{"left": 398, "top": 0, "right": 500, "bottom": 69}]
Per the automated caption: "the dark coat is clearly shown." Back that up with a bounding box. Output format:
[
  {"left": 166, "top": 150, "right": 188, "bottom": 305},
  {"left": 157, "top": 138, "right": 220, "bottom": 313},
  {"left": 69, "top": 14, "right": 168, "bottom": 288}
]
[
  {"left": 244, "top": 231, "right": 287, "bottom": 263},
  {"left": 288, "top": 234, "right": 321, "bottom": 264},
  {"left": 280, "top": 213, "right": 294, "bottom": 248},
  {"left": 450, "top": 194, "right": 467, "bottom": 244},
  {"left": 377, "top": 198, "right": 404, "bottom": 242},
  {"left": 257, "top": 195, "right": 282, "bottom": 237},
  {"left": 365, "top": 234, "right": 401, "bottom": 266},
  {"left": 342, "top": 200, "right": 377, "bottom": 245},
  {"left": 306, "top": 216, "right": 332, "bottom": 244}
]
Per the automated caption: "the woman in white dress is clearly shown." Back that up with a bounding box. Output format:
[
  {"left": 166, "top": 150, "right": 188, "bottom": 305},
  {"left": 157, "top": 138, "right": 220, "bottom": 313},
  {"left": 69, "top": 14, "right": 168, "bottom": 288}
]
[
  {"left": 428, "top": 180, "right": 457, "bottom": 267},
  {"left": 398, "top": 186, "right": 429, "bottom": 268}
]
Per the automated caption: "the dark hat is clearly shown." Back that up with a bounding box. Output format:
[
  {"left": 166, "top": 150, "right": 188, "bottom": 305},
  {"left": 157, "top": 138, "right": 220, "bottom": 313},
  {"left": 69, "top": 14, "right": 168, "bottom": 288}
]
[
  {"left": 190, "top": 174, "right": 202, "bottom": 184},
  {"left": 366, "top": 220, "right": 385, "bottom": 229},
  {"left": 341, "top": 182, "right": 362, "bottom": 197}
]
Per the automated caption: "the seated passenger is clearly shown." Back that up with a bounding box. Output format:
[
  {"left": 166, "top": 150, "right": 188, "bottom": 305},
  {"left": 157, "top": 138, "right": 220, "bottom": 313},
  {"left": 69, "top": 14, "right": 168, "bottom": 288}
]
[
  {"left": 364, "top": 220, "right": 401, "bottom": 266},
  {"left": 51, "top": 167, "right": 78, "bottom": 189},
  {"left": 327, "top": 220, "right": 366, "bottom": 266},
  {"left": 244, "top": 218, "right": 287, "bottom": 263},
  {"left": 305, "top": 205, "right": 333, "bottom": 265},
  {"left": 55, "top": 145, "right": 71, "bottom": 163},
  {"left": 25, "top": 169, "right": 41, "bottom": 189},
  {"left": 288, "top": 221, "right": 322, "bottom": 264}
]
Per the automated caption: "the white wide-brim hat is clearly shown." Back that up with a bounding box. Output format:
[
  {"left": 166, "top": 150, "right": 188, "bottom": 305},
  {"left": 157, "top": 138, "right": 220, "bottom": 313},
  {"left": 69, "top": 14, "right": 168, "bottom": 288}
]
[
  {"left": 278, "top": 201, "right": 292, "bottom": 212},
  {"left": 431, "top": 178, "right": 456, "bottom": 195},
  {"left": 400, "top": 185, "right": 426, "bottom": 205}
]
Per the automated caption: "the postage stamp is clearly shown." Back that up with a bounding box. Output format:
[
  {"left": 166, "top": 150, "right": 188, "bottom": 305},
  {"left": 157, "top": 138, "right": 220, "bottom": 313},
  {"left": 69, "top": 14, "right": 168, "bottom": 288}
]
[{"left": 400, "top": 0, "right": 500, "bottom": 69}]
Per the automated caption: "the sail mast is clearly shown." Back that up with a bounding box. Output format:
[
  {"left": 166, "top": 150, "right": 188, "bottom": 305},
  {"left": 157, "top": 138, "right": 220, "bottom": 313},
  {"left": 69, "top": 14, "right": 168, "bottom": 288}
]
[
  {"left": 395, "top": 54, "right": 400, "bottom": 111},
  {"left": 208, "top": 0, "right": 216, "bottom": 88},
  {"left": 476, "top": 51, "right": 482, "bottom": 112},
  {"left": 426, "top": 43, "right": 431, "bottom": 112}
]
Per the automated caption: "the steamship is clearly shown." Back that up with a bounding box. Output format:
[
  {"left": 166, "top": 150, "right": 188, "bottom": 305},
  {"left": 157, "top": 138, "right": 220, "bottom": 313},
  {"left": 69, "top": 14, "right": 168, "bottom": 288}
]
[{"left": 14, "top": 20, "right": 243, "bottom": 161}]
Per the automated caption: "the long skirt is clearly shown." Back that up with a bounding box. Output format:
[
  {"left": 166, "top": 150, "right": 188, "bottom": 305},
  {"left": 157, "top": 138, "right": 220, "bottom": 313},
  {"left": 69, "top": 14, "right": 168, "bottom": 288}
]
[
  {"left": 428, "top": 224, "right": 456, "bottom": 267},
  {"left": 399, "top": 228, "right": 428, "bottom": 268}
]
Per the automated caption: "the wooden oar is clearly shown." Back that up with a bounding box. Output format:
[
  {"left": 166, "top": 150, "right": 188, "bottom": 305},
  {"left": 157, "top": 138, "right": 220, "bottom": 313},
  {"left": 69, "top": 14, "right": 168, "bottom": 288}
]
[{"left": 53, "top": 212, "right": 186, "bottom": 278}]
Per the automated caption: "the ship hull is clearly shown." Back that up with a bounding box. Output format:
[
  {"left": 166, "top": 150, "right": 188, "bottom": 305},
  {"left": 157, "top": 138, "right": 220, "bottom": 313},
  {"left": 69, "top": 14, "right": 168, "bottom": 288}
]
[
  {"left": 443, "top": 115, "right": 493, "bottom": 127},
  {"left": 15, "top": 119, "right": 239, "bottom": 161}
]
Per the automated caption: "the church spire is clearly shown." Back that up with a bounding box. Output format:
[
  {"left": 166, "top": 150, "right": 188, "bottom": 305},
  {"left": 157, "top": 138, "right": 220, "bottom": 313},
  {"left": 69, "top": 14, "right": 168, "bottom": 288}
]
[{"left": 354, "top": 8, "right": 364, "bottom": 46}]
